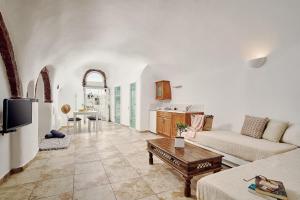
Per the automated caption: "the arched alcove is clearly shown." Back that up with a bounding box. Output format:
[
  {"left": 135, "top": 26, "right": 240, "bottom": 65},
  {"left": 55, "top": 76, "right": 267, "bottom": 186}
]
[
  {"left": 35, "top": 67, "right": 52, "bottom": 103},
  {"left": 26, "top": 80, "right": 35, "bottom": 98},
  {"left": 0, "top": 12, "right": 22, "bottom": 97},
  {"left": 35, "top": 67, "right": 53, "bottom": 143}
]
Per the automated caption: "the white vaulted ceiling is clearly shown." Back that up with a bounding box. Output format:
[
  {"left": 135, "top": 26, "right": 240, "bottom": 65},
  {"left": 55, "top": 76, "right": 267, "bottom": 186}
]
[{"left": 1, "top": 0, "right": 300, "bottom": 86}]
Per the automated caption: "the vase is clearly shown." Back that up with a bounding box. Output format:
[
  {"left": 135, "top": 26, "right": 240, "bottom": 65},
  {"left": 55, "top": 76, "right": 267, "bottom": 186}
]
[{"left": 174, "top": 136, "right": 185, "bottom": 148}]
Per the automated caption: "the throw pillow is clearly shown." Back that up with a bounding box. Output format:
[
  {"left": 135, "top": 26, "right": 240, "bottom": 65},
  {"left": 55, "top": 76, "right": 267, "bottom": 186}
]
[
  {"left": 241, "top": 115, "right": 269, "bottom": 138},
  {"left": 191, "top": 114, "right": 205, "bottom": 132},
  {"left": 262, "top": 119, "right": 289, "bottom": 142},
  {"left": 50, "top": 130, "right": 66, "bottom": 138},
  {"left": 203, "top": 115, "right": 214, "bottom": 131},
  {"left": 281, "top": 124, "right": 300, "bottom": 147}
]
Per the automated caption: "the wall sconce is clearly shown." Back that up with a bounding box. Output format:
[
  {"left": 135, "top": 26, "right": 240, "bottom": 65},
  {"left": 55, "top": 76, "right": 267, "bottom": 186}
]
[
  {"left": 172, "top": 85, "right": 183, "bottom": 89},
  {"left": 248, "top": 56, "right": 267, "bottom": 68}
]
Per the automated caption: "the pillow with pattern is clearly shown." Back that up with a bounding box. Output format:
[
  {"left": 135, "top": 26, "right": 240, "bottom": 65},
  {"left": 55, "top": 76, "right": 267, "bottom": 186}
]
[{"left": 241, "top": 115, "right": 269, "bottom": 139}]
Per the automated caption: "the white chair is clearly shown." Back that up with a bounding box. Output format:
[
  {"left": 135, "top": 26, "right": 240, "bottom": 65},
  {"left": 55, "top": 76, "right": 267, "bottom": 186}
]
[{"left": 67, "top": 117, "right": 82, "bottom": 133}]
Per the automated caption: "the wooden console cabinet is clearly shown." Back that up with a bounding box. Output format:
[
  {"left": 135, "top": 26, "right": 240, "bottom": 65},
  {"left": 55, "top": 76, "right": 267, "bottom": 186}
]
[{"left": 156, "top": 111, "right": 204, "bottom": 137}]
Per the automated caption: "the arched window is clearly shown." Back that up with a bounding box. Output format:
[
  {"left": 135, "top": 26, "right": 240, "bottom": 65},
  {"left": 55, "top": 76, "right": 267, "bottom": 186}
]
[
  {"left": 86, "top": 71, "right": 104, "bottom": 87},
  {"left": 82, "top": 69, "right": 107, "bottom": 88}
]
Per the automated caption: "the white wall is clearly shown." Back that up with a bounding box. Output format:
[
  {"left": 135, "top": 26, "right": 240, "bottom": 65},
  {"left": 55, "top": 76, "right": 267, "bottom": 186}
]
[
  {"left": 0, "top": 0, "right": 299, "bottom": 134},
  {"left": 0, "top": 59, "right": 39, "bottom": 178},
  {"left": 10, "top": 102, "right": 39, "bottom": 169},
  {"left": 110, "top": 66, "right": 145, "bottom": 129},
  {"left": 138, "top": 66, "right": 158, "bottom": 131},
  {"left": 0, "top": 58, "right": 11, "bottom": 178},
  {"left": 144, "top": 0, "right": 300, "bottom": 132},
  {"left": 36, "top": 75, "right": 52, "bottom": 143}
]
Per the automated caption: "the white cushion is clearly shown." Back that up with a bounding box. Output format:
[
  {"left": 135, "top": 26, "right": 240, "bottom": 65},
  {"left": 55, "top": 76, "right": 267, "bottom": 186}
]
[
  {"left": 188, "top": 130, "right": 297, "bottom": 161},
  {"left": 282, "top": 124, "right": 300, "bottom": 147},
  {"left": 262, "top": 119, "right": 289, "bottom": 142}
]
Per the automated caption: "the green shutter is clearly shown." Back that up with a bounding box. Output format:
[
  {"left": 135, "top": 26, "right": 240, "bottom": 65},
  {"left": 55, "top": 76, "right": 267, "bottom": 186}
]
[{"left": 114, "top": 86, "right": 121, "bottom": 124}]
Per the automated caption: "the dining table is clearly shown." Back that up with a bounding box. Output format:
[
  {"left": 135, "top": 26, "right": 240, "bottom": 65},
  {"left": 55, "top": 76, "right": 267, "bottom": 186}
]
[{"left": 73, "top": 110, "right": 100, "bottom": 133}]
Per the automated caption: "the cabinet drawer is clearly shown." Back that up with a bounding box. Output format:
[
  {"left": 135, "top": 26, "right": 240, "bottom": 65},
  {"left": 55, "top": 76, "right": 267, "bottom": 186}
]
[{"left": 157, "top": 111, "right": 172, "bottom": 119}]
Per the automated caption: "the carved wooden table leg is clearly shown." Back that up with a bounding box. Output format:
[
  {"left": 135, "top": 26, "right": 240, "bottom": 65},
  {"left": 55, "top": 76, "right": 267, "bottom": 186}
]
[
  {"left": 184, "top": 177, "right": 192, "bottom": 197},
  {"left": 149, "top": 152, "right": 153, "bottom": 165}
]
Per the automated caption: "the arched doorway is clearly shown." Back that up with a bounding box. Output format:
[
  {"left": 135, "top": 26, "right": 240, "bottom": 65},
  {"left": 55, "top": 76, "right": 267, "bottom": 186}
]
[
  {"left": 35, "top": 67, "right": 53, "bottom": 143},
  {"left": 82, "top": 69, "right": 110, "bottom": 121}
]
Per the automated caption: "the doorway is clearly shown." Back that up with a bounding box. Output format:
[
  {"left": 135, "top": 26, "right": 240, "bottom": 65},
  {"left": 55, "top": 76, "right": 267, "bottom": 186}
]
[
  {"left": 35, "top": 67, "right": 53, "bottom": 144},
  {"left": 130, "top": 82, "right": 136, "bottom": 128}
]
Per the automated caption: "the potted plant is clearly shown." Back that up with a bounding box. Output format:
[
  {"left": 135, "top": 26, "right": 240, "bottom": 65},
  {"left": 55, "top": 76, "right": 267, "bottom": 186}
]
[{"left": 175, "top": 122, "right": 187, "bottom": 148}]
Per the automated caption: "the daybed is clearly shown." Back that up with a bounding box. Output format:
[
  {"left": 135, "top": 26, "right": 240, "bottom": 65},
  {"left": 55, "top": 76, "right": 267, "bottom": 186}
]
[
  {"left": 197, "top": 148, "right": 300, "bottom": 200},
  {"left": 186, "top": 130, "right": 297, "bottom": 165}
]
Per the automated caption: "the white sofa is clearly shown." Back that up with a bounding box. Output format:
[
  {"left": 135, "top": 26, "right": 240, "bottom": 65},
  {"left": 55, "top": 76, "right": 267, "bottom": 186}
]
[
  {"left": 186, "top": 122, "right": 300, "bottom": 200},
  {"left": 186, "top": 130, "right": 297, "bottom": 165}
]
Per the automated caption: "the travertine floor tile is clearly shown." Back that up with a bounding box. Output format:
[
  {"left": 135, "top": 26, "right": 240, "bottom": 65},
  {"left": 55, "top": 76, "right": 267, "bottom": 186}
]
[
  {"left": 73, "top": 185, "right": 116, "bottom": 200},
  {"left": 0, "top": 183, "right": 35, "bottom": 200},
  {"left": 111, "top": 178, "right": 154, "bottom": 200},
  {"left": 142, "top": 169, "right": 183, "bottom": 194},
  {"left": 74, "top": 171, "right": 109, "bottom": 190},
  {"left": 30, "top": 176, "right": 73, "bottom": 199},
  {"left": 104, "top": 165, "right": 140, "bottom": 183},
  {"left": 139, "top": 195, "right": 160, "bottom": 200},
  {"left": 156, "top": 187, "right": 195, "bottom": 200},
  {"left": 1, "top": 168, "right": 46, "bottom": 188},
  {"left": 102, "top": 156, "right": 130, "bottom": 168},
  {"left": 75, "top": 161, "right": 104, "bottom": 174},
  {"left": 33, "top": 192, "right": 73, "bottom": 200},
  {"left": 75, "top": 151, "right": 101, "bottom": 163}
]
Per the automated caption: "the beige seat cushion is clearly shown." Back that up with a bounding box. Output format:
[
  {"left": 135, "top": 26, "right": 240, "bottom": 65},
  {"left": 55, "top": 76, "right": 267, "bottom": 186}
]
[
  {"left": 241, "top": 115, "right": 269, "bottom": 139},
  {"left": 197, "top": 149, "right": 300, "bottom": 200},
  {"left": 188, "top": 130, "right": 297, "bottom": 162},
  {"left": 263, "top": 119, "right": 289, "bottom": 142},
  {"left": 282, "top": 124, "right": 300, "bottom": 147}
]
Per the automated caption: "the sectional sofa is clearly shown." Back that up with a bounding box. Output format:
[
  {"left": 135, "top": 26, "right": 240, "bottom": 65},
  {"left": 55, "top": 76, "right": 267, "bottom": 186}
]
[{"left": 185, "top": 117, "right": 300, "bottom": 200}]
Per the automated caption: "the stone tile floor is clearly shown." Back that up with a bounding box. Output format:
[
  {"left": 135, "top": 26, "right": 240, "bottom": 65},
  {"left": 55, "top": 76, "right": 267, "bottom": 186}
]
[{"left": 0, "top": 122, "right": 216, "bottom": 200}]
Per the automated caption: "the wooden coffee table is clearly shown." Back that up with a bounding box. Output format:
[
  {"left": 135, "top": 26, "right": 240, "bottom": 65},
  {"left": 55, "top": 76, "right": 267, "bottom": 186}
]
[{"left": 147, "top": 138, "right": 223, "bottom": 197}]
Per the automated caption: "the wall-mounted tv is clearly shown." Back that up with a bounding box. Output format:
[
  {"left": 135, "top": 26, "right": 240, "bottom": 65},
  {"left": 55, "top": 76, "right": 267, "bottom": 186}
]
[{"left": 2, "top": 98, "right": 32, "bottom": 132}]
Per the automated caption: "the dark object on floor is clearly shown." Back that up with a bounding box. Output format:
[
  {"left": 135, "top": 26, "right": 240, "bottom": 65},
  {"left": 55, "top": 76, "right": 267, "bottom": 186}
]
[
  {"left": 45, "top": 133, "right": 54, "bottom": 139},
  {"left": 50, "top": 130, "right": 65, "bottom": 138}
]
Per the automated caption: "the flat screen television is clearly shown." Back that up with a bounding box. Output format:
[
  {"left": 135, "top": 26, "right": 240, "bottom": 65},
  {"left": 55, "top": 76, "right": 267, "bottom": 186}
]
[{"left": 2, "top": 98, "right": 32, "bottom": 132}]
